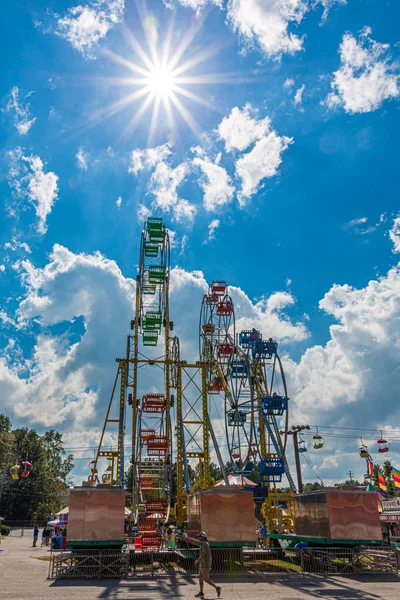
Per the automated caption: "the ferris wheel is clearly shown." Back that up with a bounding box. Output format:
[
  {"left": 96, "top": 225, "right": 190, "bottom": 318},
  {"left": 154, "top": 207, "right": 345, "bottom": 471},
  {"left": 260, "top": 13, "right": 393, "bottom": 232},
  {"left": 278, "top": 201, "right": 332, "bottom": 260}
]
[
  {"left": 238, "top": 330, "right": 295, "bottom": 490},
  {"left": 130, "top": 218, "right": 175, "bottom": 545}
]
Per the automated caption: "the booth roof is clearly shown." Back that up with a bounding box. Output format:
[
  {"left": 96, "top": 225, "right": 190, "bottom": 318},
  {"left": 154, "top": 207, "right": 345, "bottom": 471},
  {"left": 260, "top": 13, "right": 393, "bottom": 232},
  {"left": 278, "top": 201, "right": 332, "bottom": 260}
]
[{"left": 214, "top": 474, "right": 256, "bottom": 487}]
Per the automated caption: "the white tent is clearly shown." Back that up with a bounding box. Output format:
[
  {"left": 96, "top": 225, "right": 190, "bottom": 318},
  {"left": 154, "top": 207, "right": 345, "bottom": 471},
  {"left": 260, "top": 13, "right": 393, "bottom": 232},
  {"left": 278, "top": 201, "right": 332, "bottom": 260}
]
[
  {"left": 55, "top": 506, "right": 69, "bottom": 517},
  {"left": 214, "top": 474, "right": 256, "bottom": 487}
]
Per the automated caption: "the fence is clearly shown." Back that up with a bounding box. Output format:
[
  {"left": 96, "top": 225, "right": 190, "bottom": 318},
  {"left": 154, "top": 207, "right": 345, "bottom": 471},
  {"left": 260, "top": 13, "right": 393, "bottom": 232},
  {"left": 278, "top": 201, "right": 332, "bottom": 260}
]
[
  {"left": 48, "top": 546, "right": 400, "bottom": 579},
  {"left": 4, "top": 520, "right": 48, "bottom": 537}
]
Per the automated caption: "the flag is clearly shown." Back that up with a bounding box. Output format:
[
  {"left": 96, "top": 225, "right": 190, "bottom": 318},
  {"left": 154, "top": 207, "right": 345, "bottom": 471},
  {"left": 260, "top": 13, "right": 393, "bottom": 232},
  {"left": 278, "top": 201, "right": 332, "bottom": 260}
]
[
  {"left": 367, "top": 459, "right": 374, "bottom": 477},
  {"left": 393, "top": 467, "right": 400, "bottom": 493},
  {"left": 377, "top": 469, "right": 387, "bottom": 495}
]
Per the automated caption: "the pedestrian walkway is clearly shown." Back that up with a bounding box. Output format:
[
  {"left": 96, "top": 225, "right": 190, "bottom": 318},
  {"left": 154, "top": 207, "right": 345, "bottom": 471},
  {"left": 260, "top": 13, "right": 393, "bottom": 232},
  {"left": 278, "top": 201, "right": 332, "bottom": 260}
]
[{"left": 1, "top": 536, "right": 400, "bottom": 599}]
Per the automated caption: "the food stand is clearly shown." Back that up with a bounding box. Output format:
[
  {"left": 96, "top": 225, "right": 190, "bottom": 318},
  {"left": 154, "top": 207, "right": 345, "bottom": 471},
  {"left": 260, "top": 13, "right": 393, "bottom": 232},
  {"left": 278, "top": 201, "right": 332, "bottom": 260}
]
[{"left": 379, "top": 498, "right": 400, "bottom": 546}]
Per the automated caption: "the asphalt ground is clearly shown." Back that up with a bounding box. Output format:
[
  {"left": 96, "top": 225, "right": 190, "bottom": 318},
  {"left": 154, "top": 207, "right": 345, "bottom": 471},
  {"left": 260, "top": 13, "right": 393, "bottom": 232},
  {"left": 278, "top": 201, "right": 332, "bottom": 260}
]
[{"left": 1, "top": 536, "right": 400, "bottom": 600}]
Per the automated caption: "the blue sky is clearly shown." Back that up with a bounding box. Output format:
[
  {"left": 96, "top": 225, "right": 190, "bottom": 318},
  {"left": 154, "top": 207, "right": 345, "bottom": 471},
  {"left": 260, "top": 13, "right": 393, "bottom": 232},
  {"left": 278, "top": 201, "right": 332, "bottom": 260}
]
[{"left": 1, "top": 0, "right": 400, "bottom": 485}]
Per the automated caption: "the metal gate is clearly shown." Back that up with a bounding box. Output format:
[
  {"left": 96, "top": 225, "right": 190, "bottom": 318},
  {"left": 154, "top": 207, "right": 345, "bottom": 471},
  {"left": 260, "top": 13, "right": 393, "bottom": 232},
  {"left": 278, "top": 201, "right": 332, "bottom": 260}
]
[{"left": 48, "top": 547, "right": 400, "bottom": 580}]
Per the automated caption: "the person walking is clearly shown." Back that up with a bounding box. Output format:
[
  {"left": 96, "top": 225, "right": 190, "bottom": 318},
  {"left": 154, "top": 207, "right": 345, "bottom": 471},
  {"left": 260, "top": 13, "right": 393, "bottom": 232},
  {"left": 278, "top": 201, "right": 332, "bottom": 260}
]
[
  {"left": 32, "top": 525, "right": 39, "bottom": 548},
  {"left": 41, "top": 527, "right": 47, "bottom": 547},
  {"left": 194, "top": 532, "right": 221, "bottom": 598}
]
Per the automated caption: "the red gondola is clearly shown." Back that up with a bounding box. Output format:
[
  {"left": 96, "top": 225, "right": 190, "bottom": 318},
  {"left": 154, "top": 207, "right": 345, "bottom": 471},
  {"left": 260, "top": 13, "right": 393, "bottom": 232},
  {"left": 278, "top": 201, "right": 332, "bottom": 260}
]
[
  {"left": 377, "top": 431, "right": 389, "bottom": 453},
  {"left": 211, "top": 281, "right": 227, "bottom": 296},
  {"left": 21, "top": 460, "right": 32, "bottom": 478},
  {"left": 216, "top": 301, "right": 233, "bottom": 317}
]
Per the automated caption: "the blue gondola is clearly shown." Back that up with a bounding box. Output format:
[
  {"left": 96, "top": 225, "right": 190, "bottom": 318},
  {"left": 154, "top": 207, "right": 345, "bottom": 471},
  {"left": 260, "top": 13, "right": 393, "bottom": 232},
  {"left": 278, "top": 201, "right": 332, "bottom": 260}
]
[
  {"left": 239, "top": 329, "right": 261, "bottom": 348},
  {"left": 252, "top": 338, "right": 278, "bottom": 360},
  {"left": 258, "top": 457, "right": 285, "bottom": 483},
  {"left": 261, "top": 395, "right": 288, "bottom": 416},
  {"left": 227, "top": 410, "right": 247, "bottom": 426},
  {"left": 229, "top": 359, "right": 247, "bottom": 378}
]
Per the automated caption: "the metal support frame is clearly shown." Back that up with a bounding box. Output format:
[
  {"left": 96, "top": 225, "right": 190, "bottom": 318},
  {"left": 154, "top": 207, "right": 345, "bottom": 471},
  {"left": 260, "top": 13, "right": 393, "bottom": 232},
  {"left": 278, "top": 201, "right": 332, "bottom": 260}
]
[
  {"left": 176, "top": 362, "right": 210, "bottom": 524},
  {"left": 89, "top": 360, "right": 126, "bottom": 487}
]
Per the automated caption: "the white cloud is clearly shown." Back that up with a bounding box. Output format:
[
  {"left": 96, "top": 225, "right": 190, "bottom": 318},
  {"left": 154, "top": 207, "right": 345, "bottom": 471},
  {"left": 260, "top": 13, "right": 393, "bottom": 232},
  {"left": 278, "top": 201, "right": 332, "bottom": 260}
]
[
  {"left": 4, "top": 238, "right": 32, "bottom": 254},
  {"left": 327, "top": 29, "right": 399, "bottom": 114},
  {"left": 235, "top": 131, "right": 293, "bottom": 202},
  {"left": 4, "top": 87, "right": 37, "bottom": 135},
  {"left": 192, "top": 152, "right": 234, "bottom": 211},
  {"left": 129, "top": 143, "right": 172, "bottom": 175},
  {"left": 173, "top": 199, "right": 197, "bottom": 224},
  {"left": 115, "top": 196, "right": 122, "bottom": 208},
  {"left": 227, "top": 0, "right": 308, "bottom": 60},
  {"left": 348, "top": 217, "right": 368, "bottom": 227},
  {"left": 288, "top": 264, "right": 400, "bottom": 430},
  {"left": 0, "top": 265, "right": 5, "bottom": 273},
  {"left": 8, "top": 149, "right": 59, "bottom": 235},
  {"left": 318, "top": 0, "right": 346, "bottom": 23},
  {"left": 149, "top": 161, "right": 196, "bottom": 224},
  {"left": 206, "top": 219, "right": 220, "bottom": 243},
  {"left": 284, "top": 78, "right": 295, "bottom": 88},
  {"left": 294, "top": 83, "right": 305, "bottom": 106},
  {"left": 55, "top": 0, "right": 125, "bottom": 58},
  {"left": 217, "top": 105, "right": 271, "bottom": 152},
  {"left": 137, "top": 203, "right": 152, "bottom": 222},
  {"left": 0, "top": 245, "right": 135, "bottom": 428},
  {"left": 389, "top": 217, "right": 400, "bottom": 254},
  {"left": 76, "top": 147, "right": 89, "bottom": 170},
  {"left": 180, "top": 234, "right": 188, "bottom": 255},
  {"left": 232, "top": 288, "right": 309, "bottom": 344}
]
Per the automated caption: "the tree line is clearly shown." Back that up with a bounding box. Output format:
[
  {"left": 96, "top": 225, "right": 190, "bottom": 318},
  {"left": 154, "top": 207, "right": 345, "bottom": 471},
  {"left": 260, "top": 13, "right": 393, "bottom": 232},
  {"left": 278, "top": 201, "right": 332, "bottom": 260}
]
[{"left": 0, "top": 414, "right": 74, "bottom": 521}]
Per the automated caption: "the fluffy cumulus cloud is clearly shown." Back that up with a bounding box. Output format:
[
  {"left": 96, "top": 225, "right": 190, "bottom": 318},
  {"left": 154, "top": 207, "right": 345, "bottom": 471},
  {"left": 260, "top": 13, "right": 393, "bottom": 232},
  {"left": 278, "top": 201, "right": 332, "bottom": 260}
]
[
  {"left": 217, "top": 105, "right": 271, "bottom": 152},
  {"left": 288, "top": 266, "right": 400, "bottom": 430},
  {"left": 227, "top": 0, "right": 308, "bottom": 59},
  {"left": 8, "top": 149, "right": 59, "bottom": 234},
  {"left": 150, "top": 161, "right": 196, "bottom": 224},
  {"left": 130, "top": 107, "right": 292, "bottom": 222},
  {"left": 389, "top": 217, "right": 400, "bottom": 254},
  {"left": 216, "top": 105, "right": 293, "bottom": 203},
  {"left": 55, "top": 0, "right": 124, "bottom": 58},
  {"left": 235, "top": 130, "right": 293, "bottom": 202},
  {"left": 4, "top": 87, "right": 36, "bottom": 135},
  {"left": 327, "top": 28, "right": 399, "bottom": 114},
  {"left": 0, "top": 245, "right": 135, "bottom": 428},
  {"left": 129, "top": 143, "right": 172, "bottom": 175},
  {"left": 192, "top": 149, "right": 235, "bottom": 211}
]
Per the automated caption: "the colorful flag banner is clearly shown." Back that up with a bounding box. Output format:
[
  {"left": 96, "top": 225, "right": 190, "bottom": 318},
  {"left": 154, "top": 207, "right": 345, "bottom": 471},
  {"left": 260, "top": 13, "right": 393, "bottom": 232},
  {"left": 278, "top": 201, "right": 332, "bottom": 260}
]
[
  {"left": 367, "top": 459, "right": 374, "bottom": 477},
  {"left": 378, "top": 469, "right": 387, "bottom": 495},
  {"left": 393, "top": 467, "right": 400, "bottom": 493}
]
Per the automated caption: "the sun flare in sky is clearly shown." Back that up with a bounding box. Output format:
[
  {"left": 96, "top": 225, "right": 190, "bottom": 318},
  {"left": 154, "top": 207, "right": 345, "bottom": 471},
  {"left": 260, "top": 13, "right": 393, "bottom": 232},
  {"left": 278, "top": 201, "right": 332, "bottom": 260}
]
[{"left": 94, "top": 11, "right": 229, "bottom": 143}]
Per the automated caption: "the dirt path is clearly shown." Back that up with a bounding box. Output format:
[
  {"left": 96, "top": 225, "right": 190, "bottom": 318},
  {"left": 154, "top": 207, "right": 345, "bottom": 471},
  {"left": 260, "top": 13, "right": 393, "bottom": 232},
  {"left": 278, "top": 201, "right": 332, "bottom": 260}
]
[{"left": 1, "top": 536, "right": 400, "bottom": 600}]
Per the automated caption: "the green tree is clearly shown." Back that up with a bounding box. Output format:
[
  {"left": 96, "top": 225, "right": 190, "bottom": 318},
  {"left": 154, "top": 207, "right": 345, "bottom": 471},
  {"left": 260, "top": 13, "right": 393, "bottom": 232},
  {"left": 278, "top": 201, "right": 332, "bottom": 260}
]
[{"left": 0, "top": 414, "right": 74, "bottom": 521}]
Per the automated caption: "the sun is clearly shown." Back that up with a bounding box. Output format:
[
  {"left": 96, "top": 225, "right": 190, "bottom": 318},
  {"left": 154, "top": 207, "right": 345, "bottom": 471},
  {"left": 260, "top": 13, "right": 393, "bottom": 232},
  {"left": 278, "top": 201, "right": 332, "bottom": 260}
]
[
  {"left": 91, "top": 10, "right": 230, "bottom": 143},
  {"left": 145, "top": 64, "right": 177, "bottom": 100}
]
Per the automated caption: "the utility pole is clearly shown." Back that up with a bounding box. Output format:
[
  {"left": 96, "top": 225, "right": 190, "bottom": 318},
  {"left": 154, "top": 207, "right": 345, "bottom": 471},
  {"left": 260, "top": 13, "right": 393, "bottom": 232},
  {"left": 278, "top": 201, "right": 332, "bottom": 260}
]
[
  {"left": 347, "top": 470, "right": 354, "bottom": 484},
  {"left": 280, "top": 425, "right": 310, "bottom": 494}
]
